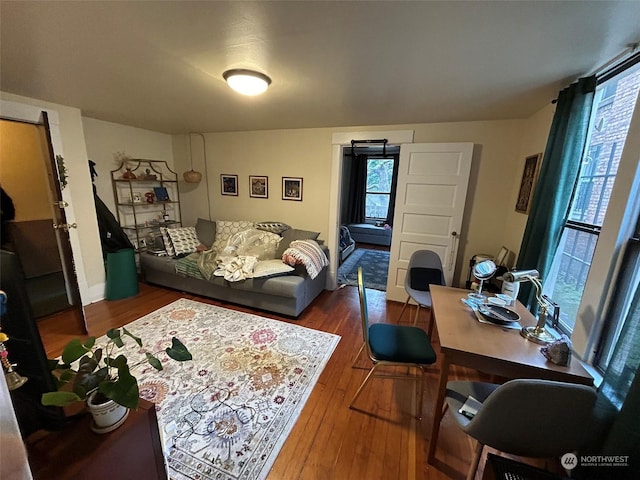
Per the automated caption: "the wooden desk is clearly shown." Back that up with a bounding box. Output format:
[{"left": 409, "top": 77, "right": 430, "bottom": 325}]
[
  {"left": 427, "top": 285, "right": 593, "bottom": 465},
  {"left": 27, "top": 399, "right": 166, "bottom": 480}
]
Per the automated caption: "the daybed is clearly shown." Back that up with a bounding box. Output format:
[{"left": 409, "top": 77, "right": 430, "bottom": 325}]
[
  {"left": 140, "top": 219, "right": 329, "bottom": 317},
  {"left": 347, "top": 223, "right": 392, "bottom": 246}
]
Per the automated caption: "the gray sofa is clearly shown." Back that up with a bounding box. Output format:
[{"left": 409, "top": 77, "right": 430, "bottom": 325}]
[{"left": 140, "top": 220, "right": 328, "bottom": 317}]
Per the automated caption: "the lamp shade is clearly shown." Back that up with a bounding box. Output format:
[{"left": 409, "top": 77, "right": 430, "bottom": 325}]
[{"left": 223, "top": 69, "right": 271, "bottom": 96}]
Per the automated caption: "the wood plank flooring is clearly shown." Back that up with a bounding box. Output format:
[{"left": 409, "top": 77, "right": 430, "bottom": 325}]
[{"left": 37, "top": 282, "right": 499, "bottom": 480}]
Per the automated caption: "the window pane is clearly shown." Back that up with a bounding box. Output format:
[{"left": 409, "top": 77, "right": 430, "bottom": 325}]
[
  {"left": 568, "top": 66, "right": 640, "bottom": 226},
  {"left": 366, "top": 159, "right": 394, "bottom": 193},
  {"left": 365, "top": 193, "right": 390, "bottom": 219},
  {"left": 543, "top": 228, "right": 598, "bottom": 332}
]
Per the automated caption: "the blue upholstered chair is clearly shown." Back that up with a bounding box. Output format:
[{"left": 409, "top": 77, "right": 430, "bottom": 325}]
[
  {"left": 350, "top": 267, "right": 437, "bottom": 419},
  {"left": 397, "top": 250, "right": 445, "bottom": 336},
  {"left": 444, "top": 378, "right": 597, "bottom": 480}
]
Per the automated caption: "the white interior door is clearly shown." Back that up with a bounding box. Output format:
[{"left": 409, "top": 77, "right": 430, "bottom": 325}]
[{"left": 386, "top": 143, "right": 473, "bottom": 302}]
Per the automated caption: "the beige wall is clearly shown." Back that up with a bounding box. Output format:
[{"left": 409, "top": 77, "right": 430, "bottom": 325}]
[
  {"left": 0, "top": 90, "right": 554, "bottom": 300},
  {"left": 0, "top": 121, "right": 52, "bottom": 221},
  {"left": 82, "top": 117, "right": 175, "bottom": 215},
  {"left": 177, "top": 119, "right": 550, "bottom": 287}
]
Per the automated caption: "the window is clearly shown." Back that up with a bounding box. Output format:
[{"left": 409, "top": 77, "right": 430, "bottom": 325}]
[
  {"left": 542, "top": 60, "right": 640, "bottom": 335},
  {"left": 365, "top": 158, "right": 395, "bottom": 220}
]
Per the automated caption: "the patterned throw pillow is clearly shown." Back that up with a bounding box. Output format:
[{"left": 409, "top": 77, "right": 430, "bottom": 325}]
[
  {"left": 159, "top": 227, "right": 176, "bottom": 257},
  {"left": 275, "top": 228, "right": 321, "bottom": 257},
  {"left": 166, "top": 227, "right": 200, "bottom": 256},
  {"left": 212, "top": 220, "right": 255, "bottom": 252},
  {"left": 255, "top": 221, "right": 291, "bottom": 235}
]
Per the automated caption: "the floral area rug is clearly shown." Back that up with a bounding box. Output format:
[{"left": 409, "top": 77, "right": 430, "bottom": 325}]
[
  {"left": 112, "top": 298, "right": 340, "bottom": 480},
  {"left": 338, "top": 248, "right": 390, "bottom": 291}
]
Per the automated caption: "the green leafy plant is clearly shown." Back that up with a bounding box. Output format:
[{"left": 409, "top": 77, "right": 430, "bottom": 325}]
[{"left": 41, "top": 327, "right": 192, "bottom": 409}]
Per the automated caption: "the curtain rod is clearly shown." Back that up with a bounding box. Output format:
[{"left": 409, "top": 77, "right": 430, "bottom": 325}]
[
  {"left": 586, "top": 42, "right": 639, "bottom": 79},
  {"left": 552, "top": 42, "right": 640, "bottom": 104},
  {"left": 351, "top": 138, "right": 388, "bottom": 156}
]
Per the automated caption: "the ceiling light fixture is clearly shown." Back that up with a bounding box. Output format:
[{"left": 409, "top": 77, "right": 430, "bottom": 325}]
[{"left": 223, "top": 69, "right": 271, "bottom": 96}]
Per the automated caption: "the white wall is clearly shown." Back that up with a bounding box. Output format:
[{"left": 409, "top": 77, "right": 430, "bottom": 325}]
[{"left": 82, "top": 118, "right": 175, "bottom": 215}]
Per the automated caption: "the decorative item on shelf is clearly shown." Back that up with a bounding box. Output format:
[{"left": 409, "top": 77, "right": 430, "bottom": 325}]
[
  {"left": 114, "top": 151, "right": 136, "bottom": 179},
  {"left": 183, "top": 132, "right": 203, "bottom": 183},
  {"left": 132, "top": 192, "right": 142, "bottom": 203},
  {"left": 502, "top": 269, "right": 557, "bottom": 344},
  {"left": 41, "top": 327, "right": 192, "bottom": 432},
  {"left": 162, "top": 210, "right": 170, "bottom": 222},
  {"left": 144, "top": 191, "right": 155, "bottom": 203},
  {"left": 153, "top": 186, "right": 170, "bottom": 202},
  {"left": 142, "top": 168, "right": 157, "bottom": 181}
]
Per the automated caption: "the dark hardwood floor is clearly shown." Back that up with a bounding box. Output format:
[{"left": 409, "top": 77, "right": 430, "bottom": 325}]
[{"left": 36, "top": 282, "right": 541, "bottom": 480}]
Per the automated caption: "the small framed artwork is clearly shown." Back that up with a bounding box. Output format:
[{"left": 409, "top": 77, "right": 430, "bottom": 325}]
[
  {"left": 515, "top": 153, "right": 542, "bottom": 214},
  {"left": 221, "top": 174, "right": 238, "bottom": 196},
  {"left": 249, "top": 175, "right": 268, "bottom": 198},
  {"left": 153, "top": 187, "right": 170, "bottom": 202},
  {"left": 282, "top": 177, "right": 303, "bottom": 201}
]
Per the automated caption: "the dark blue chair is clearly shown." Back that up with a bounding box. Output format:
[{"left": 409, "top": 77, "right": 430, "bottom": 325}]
[{"left": 350, "top": 267, "right": 437, "bottom": 419}]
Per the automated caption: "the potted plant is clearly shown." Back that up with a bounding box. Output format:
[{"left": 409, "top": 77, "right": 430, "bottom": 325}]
[{"left": 42, "top": 327, "right": 191, "bottom": 432}]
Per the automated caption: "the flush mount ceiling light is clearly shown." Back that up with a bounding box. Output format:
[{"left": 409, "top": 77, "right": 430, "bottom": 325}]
[{"left": 223, "top": 69, "right": 271, "bottom": 96}]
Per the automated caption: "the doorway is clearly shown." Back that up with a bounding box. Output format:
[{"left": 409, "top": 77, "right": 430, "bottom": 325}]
[
  {"left": 0, "top": 118, "right": 85, "bottom": 329},
  {"left": 337, "top": 144, "right": 397, "bottom": 291}
]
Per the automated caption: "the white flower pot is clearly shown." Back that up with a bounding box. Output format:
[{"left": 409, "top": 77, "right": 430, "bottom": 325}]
[{"left": 87, "top": 391, "right": 129, "bottom": 433}]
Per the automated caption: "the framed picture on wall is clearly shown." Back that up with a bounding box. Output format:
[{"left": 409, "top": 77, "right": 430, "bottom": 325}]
[
  {"left": 282, "top": 177, "right": 303, "bottom": 201},
  {"left": 515, "top": 153, "right": 542, "bottom": 214},
  {"left": 249, "top": 175, "right": 268, "bottom": 198},
  {"left": 221, "top": 174, "right": 238, "bottom": 196}
]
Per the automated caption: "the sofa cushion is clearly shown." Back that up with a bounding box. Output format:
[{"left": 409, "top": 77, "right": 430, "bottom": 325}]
[
  {"left": 255, "top": 221, "right": 291, "bottom": 235},
  {"left": 212, "top": 220, "right": 255, "bottom": 252},
  {"left": 275, "top": 228, "right": 320, "bottom": 257},
  {"left": 167, "top": 226, "right": 201, "bottom": 256},
  {"left": 195, "top": 218, "right": 216, "bottom": 247},
  {"left": 253, "top": 259, "right": 294, "bottom": 278}
]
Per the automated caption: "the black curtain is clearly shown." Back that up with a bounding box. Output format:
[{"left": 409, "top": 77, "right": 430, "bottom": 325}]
[
  {"left": 385, "top": 154, "right": 400, "bottom": 227},
  {"left": 346, "top": 153, "right": 367, "bottom": 224}
]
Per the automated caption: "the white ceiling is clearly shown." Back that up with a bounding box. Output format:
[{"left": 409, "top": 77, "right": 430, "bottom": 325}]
[{"left": 1, "top": 1, "right": 639, "bottom": 135}]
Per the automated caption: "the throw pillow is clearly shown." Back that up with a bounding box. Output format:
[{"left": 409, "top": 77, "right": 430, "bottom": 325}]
[
  {"left": 166, "top": 227, "right": 200, "bottom": 256},
  {"left": 252, "top": 259, "right": 295, "bottom": 278},
  {"left": 195, "top": 218, "right": 216, "bottom": 247},
  {"left": 281, "top": 239, "right": 329, "bottom": 279},
  {"left": 159, "top": 227, "right": 176, "bottom": 257},
  {"left": 212, "top": 220, "right": 255, "bottom": 252},
  {"left": 275, "top": 228, "right": 320, "bottom": 257},
  {"left": 255, "top": 221, "right": 291, "bottom": 235}
]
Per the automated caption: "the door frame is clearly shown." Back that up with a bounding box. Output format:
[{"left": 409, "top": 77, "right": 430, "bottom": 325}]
[
  {"left": 327, "top": 130, "right": 414, "bottom": 290},
  {"left": 1, "top": 99, "right": 90, "bottom": 313}
]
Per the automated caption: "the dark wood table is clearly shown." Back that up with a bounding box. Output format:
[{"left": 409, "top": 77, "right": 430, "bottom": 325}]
[
  {"left": 427, "top": 285, "right": 593, "bottom": 465},
  {"left": 26, "top": 399, "right": 166, "bottom": 480}
]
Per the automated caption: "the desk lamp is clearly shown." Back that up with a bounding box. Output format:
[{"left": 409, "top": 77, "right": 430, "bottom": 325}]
[{"left": 502, "top": 269, "right": 556, "bottom": 344}]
